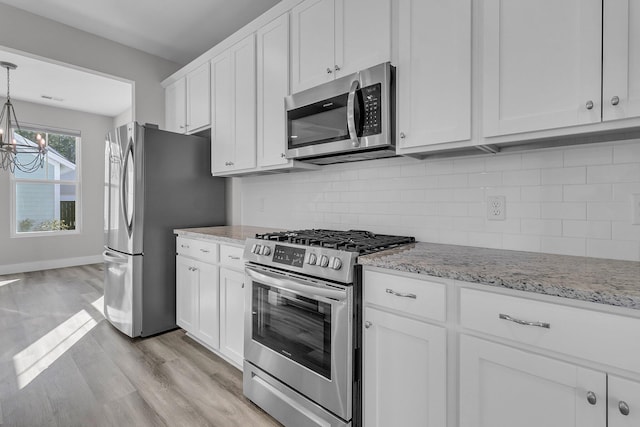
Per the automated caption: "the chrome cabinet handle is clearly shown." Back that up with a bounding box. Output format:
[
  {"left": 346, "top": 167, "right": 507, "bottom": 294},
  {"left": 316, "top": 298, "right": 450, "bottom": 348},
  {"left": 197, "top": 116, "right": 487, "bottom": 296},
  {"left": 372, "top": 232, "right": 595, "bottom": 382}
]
[
  {"left": 619, "top": 401, "right": 630, "bottom": 416},
  {"left": 400, "top": 132, "right": 406, "bottom": 139},
  {"left": 179, "top": 125, "right": 185, "bottom": 129},
  {"left": 228, "top": 255, "right": 241, "bottom": 260},
  {"left": 586, "top": 100, "right": 594, "bottom": 110},
  {"left": 281, "top": 153, "right": 286, "bottom": 158},
  {"left": 334, "top": 65, "right": 341, "bottom": 71},
  {"left": 181, "top": 244, "right": 190, "bottom": 249},
  {"left": 188, "top": 266, "right": 198, "bottom": 271},
  {"left": 586, "top": 391, "right": 597, "bottom": 405},
  {"left": 364, "top": 321, "right": 372, "bottom": 329},
  {"left": 611, "top": 96, "right": 620, "bottom": 106},
  {"left": 326, "top": 67, "right": 333, "bottom": 74},
  {"left": 200, "top": 249, "right": 210, "bottom": 253},
  {"left": 385, "top": 288, "right": 417, "bottom": 299},
  {"left": 499, "top": 313, "right": 550, "bottom": 329}
]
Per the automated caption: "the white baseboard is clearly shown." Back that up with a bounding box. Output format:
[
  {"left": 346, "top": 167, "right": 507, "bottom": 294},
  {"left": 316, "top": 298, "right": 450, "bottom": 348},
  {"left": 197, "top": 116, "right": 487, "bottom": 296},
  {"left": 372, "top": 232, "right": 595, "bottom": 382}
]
[{"left": 0, "top": 255, "right": 103, "bottom": 275}]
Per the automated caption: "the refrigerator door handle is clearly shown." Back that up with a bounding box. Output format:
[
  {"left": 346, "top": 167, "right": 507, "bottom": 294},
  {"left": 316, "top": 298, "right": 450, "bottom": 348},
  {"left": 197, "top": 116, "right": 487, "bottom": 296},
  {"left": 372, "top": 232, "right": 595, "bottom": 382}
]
[
  {"left": 103, "top": 249, "right": 128, "bottom": 263},
  {"left": 120, "top": 138, "right": 135, "bottom": 238}
]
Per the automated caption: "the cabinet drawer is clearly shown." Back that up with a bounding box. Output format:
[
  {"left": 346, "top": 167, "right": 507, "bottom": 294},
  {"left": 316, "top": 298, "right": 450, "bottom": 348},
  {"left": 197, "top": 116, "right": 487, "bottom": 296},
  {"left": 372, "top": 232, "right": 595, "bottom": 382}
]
[
  {"left": 460, "top": 287, "right": 640, "bottom": 374},
  {"left": 364, "top": 270, "right": 446, "bottom": 323},
  {"left": 220, "top": 244, "right": 244, "bottom": 271},
  {"left": 176, "top": 236, "right": 218, "bottom": 264}
]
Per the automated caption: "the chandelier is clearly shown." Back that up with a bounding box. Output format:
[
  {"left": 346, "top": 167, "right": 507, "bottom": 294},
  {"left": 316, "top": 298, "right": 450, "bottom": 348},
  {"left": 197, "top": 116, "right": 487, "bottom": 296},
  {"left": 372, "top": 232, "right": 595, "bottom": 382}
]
[{"left": 0, "top": 61, "right": 47, "bottom": 173}]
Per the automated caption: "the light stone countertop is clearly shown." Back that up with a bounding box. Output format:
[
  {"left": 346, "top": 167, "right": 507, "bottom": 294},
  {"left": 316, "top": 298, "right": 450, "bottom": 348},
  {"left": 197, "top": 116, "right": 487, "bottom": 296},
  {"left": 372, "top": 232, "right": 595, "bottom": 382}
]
[
  {"left": 359, "top": 242, "right": 640, "bottom": 310},
  {"left": 174, "top": 225, "right": 284, "bottom": 246}
]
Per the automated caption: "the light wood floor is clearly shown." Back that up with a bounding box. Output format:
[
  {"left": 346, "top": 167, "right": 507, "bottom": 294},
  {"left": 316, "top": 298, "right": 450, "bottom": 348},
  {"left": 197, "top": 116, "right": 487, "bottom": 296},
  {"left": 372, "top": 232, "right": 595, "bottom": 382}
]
[{"left": 0, "top": 264, "right": 281, "bottom": 427}]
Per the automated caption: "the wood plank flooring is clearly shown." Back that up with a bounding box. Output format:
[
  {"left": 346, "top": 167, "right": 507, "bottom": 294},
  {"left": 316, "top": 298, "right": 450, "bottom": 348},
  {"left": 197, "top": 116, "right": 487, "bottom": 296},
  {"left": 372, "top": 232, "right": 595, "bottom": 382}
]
[{"left": 0, "top": 264, "right": 281, "bottom": 427}]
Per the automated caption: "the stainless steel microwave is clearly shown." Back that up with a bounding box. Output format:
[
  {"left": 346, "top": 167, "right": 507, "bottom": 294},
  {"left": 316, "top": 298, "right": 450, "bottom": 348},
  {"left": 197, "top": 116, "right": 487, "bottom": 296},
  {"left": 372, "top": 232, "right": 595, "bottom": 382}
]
[{"left": 285, "top": 62, "right": 395, "bottom": 165}]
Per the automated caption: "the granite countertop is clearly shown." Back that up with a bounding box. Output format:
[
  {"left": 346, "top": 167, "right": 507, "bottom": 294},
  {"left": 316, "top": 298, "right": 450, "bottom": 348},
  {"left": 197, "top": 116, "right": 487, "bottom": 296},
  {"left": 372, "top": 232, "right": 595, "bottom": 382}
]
[
  {"left": 359, "top": 242, "right": 640, "bottom": 310},
  {"left": 174, "top": 225, "right": 284, "bottom": 245}
]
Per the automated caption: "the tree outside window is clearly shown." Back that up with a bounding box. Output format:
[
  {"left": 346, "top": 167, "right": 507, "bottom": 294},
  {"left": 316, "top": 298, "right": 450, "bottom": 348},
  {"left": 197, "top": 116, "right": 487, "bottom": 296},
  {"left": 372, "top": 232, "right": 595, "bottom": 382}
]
[{"left": 12, "top": 127, "right": 80, "bottom": 235}]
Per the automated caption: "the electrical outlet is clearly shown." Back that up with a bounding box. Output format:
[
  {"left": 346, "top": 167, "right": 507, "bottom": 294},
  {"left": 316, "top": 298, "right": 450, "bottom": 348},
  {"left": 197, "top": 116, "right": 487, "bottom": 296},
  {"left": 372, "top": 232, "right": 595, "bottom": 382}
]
[
  {"left": 487, "top": 195, "right": 506, "bottom": 221},
  {"left": 633, "top": 194, "right": 640, "bottom": 225}
]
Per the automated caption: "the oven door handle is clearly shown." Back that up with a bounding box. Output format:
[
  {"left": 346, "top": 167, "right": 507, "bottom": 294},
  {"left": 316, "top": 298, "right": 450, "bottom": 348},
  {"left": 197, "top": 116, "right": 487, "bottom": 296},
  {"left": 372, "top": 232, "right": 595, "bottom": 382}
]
[{"left": 245, "top": 267, "right": 347, "bottom": 302}]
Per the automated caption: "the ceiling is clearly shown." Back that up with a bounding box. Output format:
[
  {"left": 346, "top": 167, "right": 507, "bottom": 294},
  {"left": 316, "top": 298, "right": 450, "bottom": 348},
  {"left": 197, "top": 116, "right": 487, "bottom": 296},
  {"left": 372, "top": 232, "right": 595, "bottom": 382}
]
[
  {"left": 0, "top": 0, "right": 281, "bottom": 117},
  {"left": 0, "top": 50, "right": 132, "bottom": 117},
  {"left": 0, "top": 0, "right": 282, "bottom": 66}
]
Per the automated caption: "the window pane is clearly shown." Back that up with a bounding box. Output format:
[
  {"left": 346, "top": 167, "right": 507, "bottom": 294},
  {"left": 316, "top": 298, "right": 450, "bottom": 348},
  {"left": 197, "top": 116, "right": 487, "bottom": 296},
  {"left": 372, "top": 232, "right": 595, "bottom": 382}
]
[
  {"left": 15, "top": 183, "right": 77, "bottom": 233},
  {"left": 47, "top": 133, "right": 76, "bottom": 164}
]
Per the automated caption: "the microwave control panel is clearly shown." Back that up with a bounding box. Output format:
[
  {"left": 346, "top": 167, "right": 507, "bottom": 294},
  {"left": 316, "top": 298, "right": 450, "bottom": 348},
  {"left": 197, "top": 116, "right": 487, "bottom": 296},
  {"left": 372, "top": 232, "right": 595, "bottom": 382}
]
[{"left": 361, "top": 83, "right": 382, "bottom": 137}]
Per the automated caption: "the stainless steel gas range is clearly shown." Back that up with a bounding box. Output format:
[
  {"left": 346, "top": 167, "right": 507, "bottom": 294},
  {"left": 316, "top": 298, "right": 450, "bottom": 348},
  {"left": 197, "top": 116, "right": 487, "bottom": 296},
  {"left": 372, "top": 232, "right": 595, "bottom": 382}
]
[{"left": 242, "top": 230, "right": 415, "bottom": 427}]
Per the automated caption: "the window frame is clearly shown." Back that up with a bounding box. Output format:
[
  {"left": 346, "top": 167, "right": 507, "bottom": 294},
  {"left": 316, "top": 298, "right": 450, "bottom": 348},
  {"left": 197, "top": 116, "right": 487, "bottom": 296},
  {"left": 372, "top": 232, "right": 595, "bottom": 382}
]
[{"left": 10, "top": 124, "right": 82, "bottom": 238}]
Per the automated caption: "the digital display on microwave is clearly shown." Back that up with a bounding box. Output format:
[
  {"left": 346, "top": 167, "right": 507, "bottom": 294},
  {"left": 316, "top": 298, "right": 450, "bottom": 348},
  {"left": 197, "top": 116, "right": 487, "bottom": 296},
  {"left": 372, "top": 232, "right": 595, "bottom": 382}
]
[{"left": 273, "top": 245, "right": 306, "bottom": 267}]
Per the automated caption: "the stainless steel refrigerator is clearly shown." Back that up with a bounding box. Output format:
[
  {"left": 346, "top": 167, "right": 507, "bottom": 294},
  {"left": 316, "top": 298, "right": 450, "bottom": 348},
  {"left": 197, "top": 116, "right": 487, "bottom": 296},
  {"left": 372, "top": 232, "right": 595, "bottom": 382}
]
[{"left": 103, "top": 122, "right": 225, "bottom": 337}]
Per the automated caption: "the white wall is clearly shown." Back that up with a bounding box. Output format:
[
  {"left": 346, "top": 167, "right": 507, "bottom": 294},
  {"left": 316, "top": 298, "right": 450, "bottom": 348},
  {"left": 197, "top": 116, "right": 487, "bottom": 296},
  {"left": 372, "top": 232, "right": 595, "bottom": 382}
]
[
  {"left": 0, "top": 99, "right": 112, "bottom": 273},
  {"left": 233, "top": 139, "right": 640, "bottom": 262},
  {"left": 0, "top": 2, "right": 180, "bottom": 128}
]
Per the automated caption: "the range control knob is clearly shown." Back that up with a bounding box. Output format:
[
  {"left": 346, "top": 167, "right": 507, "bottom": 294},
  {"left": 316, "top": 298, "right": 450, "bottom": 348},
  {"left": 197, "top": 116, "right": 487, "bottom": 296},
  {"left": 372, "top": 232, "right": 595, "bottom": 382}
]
[
  {"left": 260, "top": 246, "right": 271, "bottom": 256},
  {"left": 252, "top": 244, "right": 262, "bottom": 254},
  {"left": 306, "top": 253, "right": 317, "bottom": 265},
  {"left": 329, "top": 256, "right": 342, "bottom": 270},
  {"left": 319, "top": 255, "right": 329, "bottom": 268}
]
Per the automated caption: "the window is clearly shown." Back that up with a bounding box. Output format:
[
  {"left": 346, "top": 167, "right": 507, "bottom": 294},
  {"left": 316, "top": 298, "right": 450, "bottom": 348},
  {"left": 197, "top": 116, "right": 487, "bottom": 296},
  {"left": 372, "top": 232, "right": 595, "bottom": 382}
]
[{"left": 11, "top": 126, "right": 81, "bottom": 236}]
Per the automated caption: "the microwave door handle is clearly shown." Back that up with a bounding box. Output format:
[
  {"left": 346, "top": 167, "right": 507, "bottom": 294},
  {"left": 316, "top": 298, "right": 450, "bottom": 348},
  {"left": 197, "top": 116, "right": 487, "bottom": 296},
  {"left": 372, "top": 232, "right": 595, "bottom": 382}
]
[{"left": 347, "top": 79, "right": 361, "bottom": 147}]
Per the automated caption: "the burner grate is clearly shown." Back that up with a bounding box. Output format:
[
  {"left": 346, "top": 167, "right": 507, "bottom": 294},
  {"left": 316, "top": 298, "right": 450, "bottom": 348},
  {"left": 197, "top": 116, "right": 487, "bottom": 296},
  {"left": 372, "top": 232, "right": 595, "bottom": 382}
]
[{"left": 255, "top": 229, "right": 415, "bottom": 255}]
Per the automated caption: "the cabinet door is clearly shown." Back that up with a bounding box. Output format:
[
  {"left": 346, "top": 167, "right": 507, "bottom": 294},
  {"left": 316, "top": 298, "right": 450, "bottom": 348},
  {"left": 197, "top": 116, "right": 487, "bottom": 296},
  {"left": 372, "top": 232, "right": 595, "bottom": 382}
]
[
  {"left": 257, "top": 13, "right": 290, "bottom": 168},
  {"left": 165, "top": 78, "right": 186, "bottom": 134},
  {"left": 608, "top": 375, "right": 640, "bottom": 427},
  {"left": 603, "top": 0, "right": 640, "bottom": 121},
  {"left": 176, "top": 255, "right": 196, "bottom": 331},
  {"left": 335, "top": 0, "right": 390, "bottom": 78},
  {"left": 459, "top": 335, "right": 605, "bottom": 427},
  {"left": 397, "top": 0, "right": 471, "bottom": 150},
  {"left": 291, "top": 0, "right": 335, "bottom": 93},
  {"left": 211, "top": 51, "right": 234, "bottom": 174},
  {"left": 196, "top": 262, "right": 219, "bottom": 349},
  {"left": 363, "top": 307, "right": 446, "bottom": 427},
  {"left": 231, "top": 34, "right": 257, "bottom": 171},
  {"left": 186, "top": 62, "right": 211, "bottom": 133},
  {"left": 219, "top": 268, "right": 245, "bottom": 367},
  {"left": 482, "top": 0, "right": 602, "bottom": 136}
]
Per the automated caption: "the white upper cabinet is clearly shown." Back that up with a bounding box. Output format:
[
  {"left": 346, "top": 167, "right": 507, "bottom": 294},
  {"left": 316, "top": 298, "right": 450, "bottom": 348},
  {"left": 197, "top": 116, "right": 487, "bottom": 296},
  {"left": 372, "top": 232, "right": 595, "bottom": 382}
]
[
  {"left": 257, "top": 13, "right": 291, "bottom": 168},
  {"left": 186, "top": 61, "right": 211, "bottom": 133},
  {"left": 290, "top": 0, "right": 391, "bottom": 93},
  {"left": 165, "top": 78, "right": 186, "bottom": 134},
  {"left": 165, "top": 63, "right": 210, "bottom": 134},
  {"left": 482, "top": 0, "right": 603, "bottom": 136},
  {"left": 603, "top": 0, "right": 640, "bottom": 122},
  {"left": 211, "top": 34, "right": 257, "bottom": 175},
  {"left": 396, "top": 0, "right": 471, "bottom": 152}
]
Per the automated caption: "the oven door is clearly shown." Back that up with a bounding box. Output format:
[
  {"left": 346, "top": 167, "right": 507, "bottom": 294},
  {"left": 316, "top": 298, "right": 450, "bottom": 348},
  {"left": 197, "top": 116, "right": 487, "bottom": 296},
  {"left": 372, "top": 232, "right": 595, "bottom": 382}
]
[{"left": 244, "top": 264, "right": 353, "bottom": 420}]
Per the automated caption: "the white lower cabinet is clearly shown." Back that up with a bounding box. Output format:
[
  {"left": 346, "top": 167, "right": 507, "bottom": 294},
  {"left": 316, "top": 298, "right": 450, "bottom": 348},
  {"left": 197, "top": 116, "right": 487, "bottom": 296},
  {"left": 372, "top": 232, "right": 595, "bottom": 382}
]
[
  {"left": 609, "top": 375, "right": 640, "bottom": 427},
  {"left": 176, "top": 236, "right": 246, "bottom": 369},
  {"left": 459, "top": 334, "right": 605, "bottom": 427},
  {"left": 219, "top": 267, "right": 245, "bottom": 367},
  {"left": 363, "top": 307, "right": 446, "bottom": 427}
]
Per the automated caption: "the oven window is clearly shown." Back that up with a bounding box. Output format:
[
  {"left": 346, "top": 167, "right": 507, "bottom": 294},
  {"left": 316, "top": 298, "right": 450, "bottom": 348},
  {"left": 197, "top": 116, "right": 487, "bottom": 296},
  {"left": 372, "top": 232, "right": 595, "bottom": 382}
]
[
  {"left": 288, "top": 93, "right": 349, "bottom": 147},
  {"left": 252, "top": 282, "right": 332, "bottom": 379}
]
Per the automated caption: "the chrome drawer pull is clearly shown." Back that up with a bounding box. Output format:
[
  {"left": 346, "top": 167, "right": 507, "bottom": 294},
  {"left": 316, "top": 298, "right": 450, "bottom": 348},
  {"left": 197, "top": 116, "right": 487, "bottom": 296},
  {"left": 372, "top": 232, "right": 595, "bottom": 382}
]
[
  {"left": 181, "top": 244, "right": 189, "bottom": 249},
  {"left": 228, "top": 255, "right": 241, "bottom": 260},
  {"left": 386, "top": 288, "right": 417, "bottom": 299},
  {"left": 499, "top": 313, "right": 550, "bottom": 329},
  {"left": 200, "top": 249, "right": 210, "bottom": 253}
]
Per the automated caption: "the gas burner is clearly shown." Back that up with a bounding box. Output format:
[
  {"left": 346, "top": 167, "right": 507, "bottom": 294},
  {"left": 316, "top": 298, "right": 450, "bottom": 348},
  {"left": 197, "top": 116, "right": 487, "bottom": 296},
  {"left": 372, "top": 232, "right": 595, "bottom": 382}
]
[{"left": 255, "top": 229, "right": 415, "bottom": 255}]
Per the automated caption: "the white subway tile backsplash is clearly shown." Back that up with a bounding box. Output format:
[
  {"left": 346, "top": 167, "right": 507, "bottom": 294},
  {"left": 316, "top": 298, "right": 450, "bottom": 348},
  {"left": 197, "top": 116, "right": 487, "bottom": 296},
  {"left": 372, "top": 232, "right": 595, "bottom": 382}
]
[
  {"left": 541, "top": 166, "right": 586, "bottom": 185},
  {"left": 562, "top": 220, "right": 611, "bottom": 239},
  {"left": 563, "top": 184, "right": 612, "bottom": 202},
  {"left": 238, "top": 140, "right": 640, "bottom": 261},
  {"left": 613, "top": 140, "right": 640, "bottom": 163},
  {"left": 587, "top": 164, "right": 640, "bottom": 183},
  {"left": 563, "top": 145, "right": 613, "bottom": 166},
  {"left": 540, "top": 236, "right": 586, "bottom": 257},
  {"left": 541, "top": 202, "right": 586, "bottom": 220}
]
